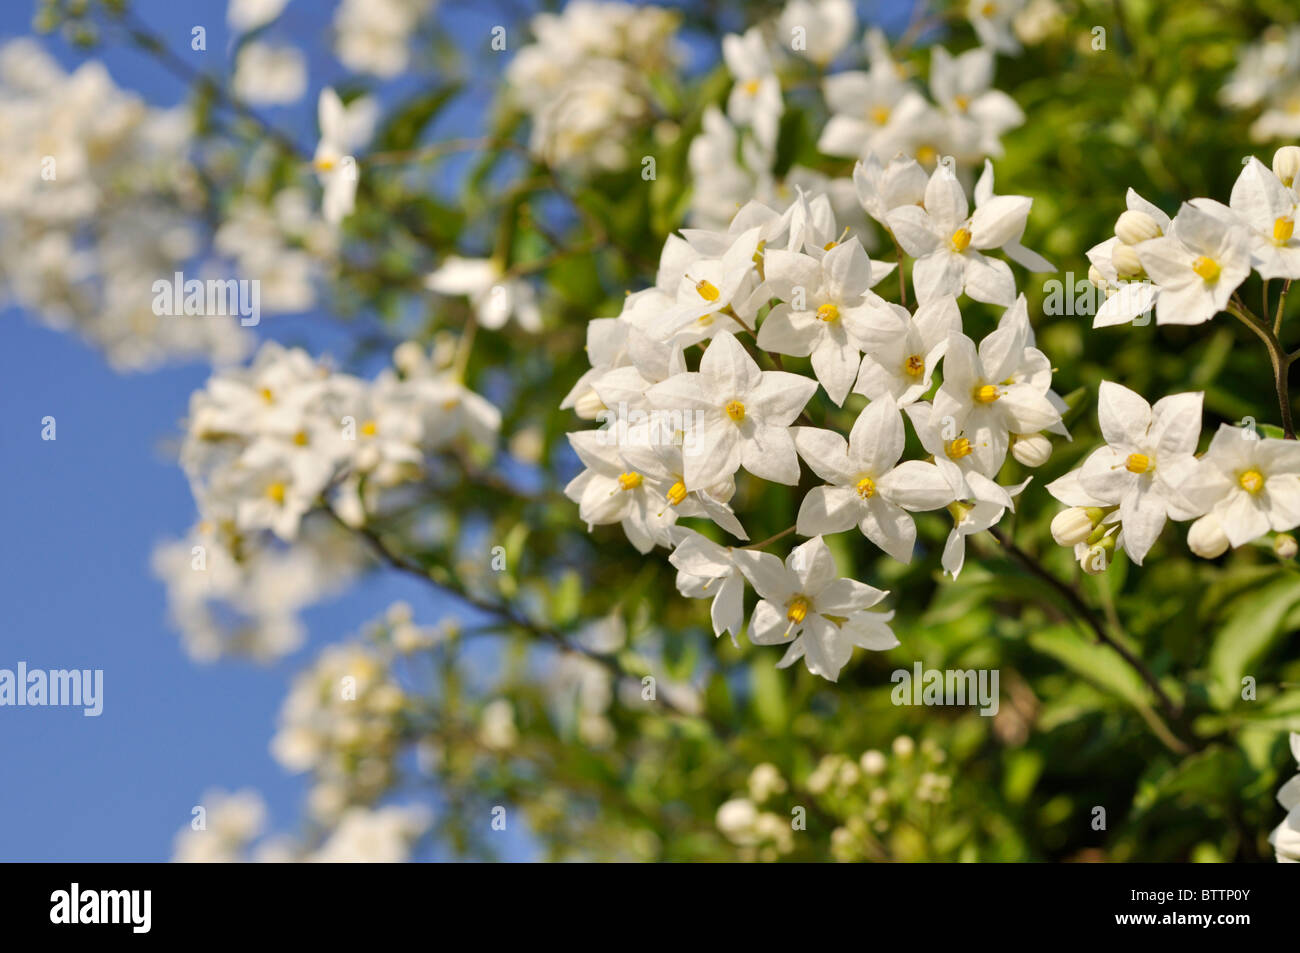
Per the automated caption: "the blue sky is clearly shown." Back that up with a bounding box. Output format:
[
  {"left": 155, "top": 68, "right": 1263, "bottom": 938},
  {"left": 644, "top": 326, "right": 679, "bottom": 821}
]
[{"left": 0, "top": 0, "right": 916, "bottom": 861}]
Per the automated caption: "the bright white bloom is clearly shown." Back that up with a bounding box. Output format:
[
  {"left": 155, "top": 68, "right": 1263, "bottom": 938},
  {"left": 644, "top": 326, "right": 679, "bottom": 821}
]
[
  {"left": 1088, "top": 190, "right": 1170, "bottom": 328},
  {"left": 793, "top": 399, "right": 956, "bottom": 562},
  {"left": 818, "top": 50, "right": 923, "bottom": 160},
  {"left": 779, "top": 0, "right": 857, "bottom": 68},
  {"left": 308, "top": 806, "right": 430, "bottom": 863},
  {"left": 887, "top": 163, "right": 1030, "bottom": 305},
  {"left": 1192, "top": 157, "right": 1300, "bottom": 280},
  {"left": 646, "top": 331, "right": 818, "bottom": 489},
  {"left": 1180, "top": 424, "right": 1300, "bottom": 549},
  {"left": 905, "top": 401, "right": 1017, "bottom": 510},
  {"left": 313, "top": 88, "right": 378, "bottom": 226},
  {"left": 332, "top": 0, "right": 434, "bottom": 79},
  {"left": 723, "top": 27, "right": 783, "bottom": 154},
  {"left": 231, "top": 42, "right": 307, "bottom": 106},
  {"left": 1050, "top": 382, "right": 1202, "bottom": 565},
  {"left": 929, "top": 47, "right": 1024, "bottom": 160},
  {"left": 172, "top": 789, "right": 267, "bottom": 863},
  {"left": 425, "top": 257, "right": 542, "bottom": 332},
  {"left": 941, "top": 481, "right": 1029, "bottom": 578},
  {"left": 852, "top": 153, "right": 928, "bottom": 229},
  {"left": 1270, "top": 733, "right": 1300, "bottom": 863},
  {"left": 564, "top": 431, "right": 679, "bottom": 553},
  {"left": 968, "top": 0, "right": 1027, "bottom": 56},
  {"left": 654, "top": 227, "right": 765, "bottom": 345},
  {"left": 669, "top": 529, "right": 745, "bottom": 642},
  {"left": 852, "top": 295, "right": 961, "bottom": 406},
  {"left": 732, "top": 536, "right": 896, "bottom": 681},
  {"left": 228, "top": 0, "right": 289, "bottom": 32},
  {"left": 974, "top": 160, "right": 1054, "bottom": 271},
  {"left": 1135, "top": 203, "right": 1252, "bottom": 326}
]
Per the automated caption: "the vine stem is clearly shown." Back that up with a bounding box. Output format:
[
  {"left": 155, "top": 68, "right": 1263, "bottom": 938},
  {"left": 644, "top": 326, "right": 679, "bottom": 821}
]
[
  {"left": 1227, "top": 298, "right": 1295, "bottom": 438},
  {"left": 987, "top": 527, "right": 1194, "bottom": 754}
]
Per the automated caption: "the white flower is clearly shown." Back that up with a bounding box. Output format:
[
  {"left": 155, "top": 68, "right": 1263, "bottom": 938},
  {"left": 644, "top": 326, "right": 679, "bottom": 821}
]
[
  {"left": 646, "top": 331, "right": 818, "bottom": 489},
  {"left": 973, "top": 160, "right": 1054, "bottom": 271},
  {"left": 905, "top": 400, "right": 1018, "bottom": 509},
  {"left": 1088, "top": 190, "right": 1170, "bottom": 328},
  {"left": 308, "top": 805, "right": 430, "bottom": 863},
  {"left": 723, "top": 27, "right": 783, "bottom": 154},
  {"left": 817, "top": 57, "right": 922, "bottom": 160},
  {"left": 887, "top": 163, "right": 1029, "bottom": 305},
  {"left": 619, "top": 442, "right": 748, "bottom": 540},
  {"left": 1270, "top": 733, "right": 1300, "bottom": 863},
  {"left": 941, "top": 481, "right": 1029, "bottom": 578},
  {"left": 669, "top": 529, "right": 746, "bottom": 642},
  {"left": 852, "top": 153, "right": 928, "bottom": 229},
  {"left": 793, "top": 399, "right": 956, "bottom": 562},
  {"left": 757, "top": 236, "right": 893, "bottom": 405},
  {"left": 779, "top": 0, "right": 857, "bottom": 68},
  {"left": 228, "top": 0, "right": 289, "bottom": 32},
  {"left": 929, "top": 47, "right": 1024, "bottom": 159},
  {"left": 1180, "top": 424, "right": 1300, "bottom": 549},
  {"left": 852, "top": 295, "right": 961, "bottom": 406},
  {"left": 332, "top": 0, "right": 433, "bottom": 79},
  {"left": 1192, "top": 157, "right": 1300, "bottom": 280},
  {"left": 732, "top": 536, "right": 896, "bottom": 681},
  {"left": 1135, "top": 203, "right": 1252, "bottom": 326},
  {"left": 564, "top": 431, "right": 678, "bottom": 553},
  {"left": 931, "top": 322, "right": 1062, "bottom": 476},
  {"left": 424, "top": 257, "right": 542, "bottom": 332},
  {"left": 1052, "top": 382, "right": 1203, "bottom": 564},
  {"left": 313, "top": 88, "right": 378, "bottom": 226},
  {"left": 968, "top": 0, "right": 1027, "bottom": 56},
  {"left": 232, "top": 42, "right": 306, "bottom": 106}
]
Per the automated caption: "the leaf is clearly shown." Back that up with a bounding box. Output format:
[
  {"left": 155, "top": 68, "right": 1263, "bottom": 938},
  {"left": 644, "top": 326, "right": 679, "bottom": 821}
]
[
  {"left": 374, "top": 84, "right": 463, "bottom": 152},
  {"left": 1207, "top": 574, "right": 1300, "bottom": 710},
  {"left": 1028, "top": 623, "right": 1149, "bottom": 711}
]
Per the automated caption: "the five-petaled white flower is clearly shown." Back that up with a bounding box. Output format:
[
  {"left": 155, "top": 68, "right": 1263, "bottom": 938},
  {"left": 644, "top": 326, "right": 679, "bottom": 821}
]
[
  {"left": 853, "top": 295, "right": 961, "bottom": 406},
  {"left": 1135, "top": 203, "right": 1252, "bottom": 326},
  {"left": 668, "top": 528, "right": 746, "bottom": 644},
  {"left": 313, "top": 87, "right": 377, "bottom": 226},
  {"left": 425, "top": 257, "right": 542, "bottom": 332},
  {"left": 1192, "top": 157, "right": 1300, "bottom": 281},
  {"left": 1180, "top": 423, "right": 1300, "bottom": 549}
]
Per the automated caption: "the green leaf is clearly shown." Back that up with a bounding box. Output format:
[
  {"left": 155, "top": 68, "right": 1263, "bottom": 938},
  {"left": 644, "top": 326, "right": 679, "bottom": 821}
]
[
  {"left": 1208, "top": 574, "right": 1300, "bottom": 709},
  {"left": 374, "top": 84, "right": 463, "bottom": 152}
]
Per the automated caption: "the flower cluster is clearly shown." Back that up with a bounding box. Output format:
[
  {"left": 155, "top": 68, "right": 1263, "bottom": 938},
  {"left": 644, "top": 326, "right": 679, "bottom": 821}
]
[
  {"left": 1086, "top": 146, "right": 1300, "bottom": 329},
  {"left": 563, "top": 157, "right": 1062, "bottom": 681},
  {"left": 1222, "top": 25, "right": 1300, "bottom": 142},
  {"left": 504, "top": 1, "right": 681, "bottom": 173},
  {"left": 0, "top": 39, "right": 250, "bottom": 369},
  {"left": 1271, "top": 732, "right": 1300, "bottom": 863}
]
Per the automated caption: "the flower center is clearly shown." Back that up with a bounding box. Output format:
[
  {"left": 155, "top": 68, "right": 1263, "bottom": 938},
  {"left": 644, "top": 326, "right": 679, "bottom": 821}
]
[
  {"left": 259, "top": 387, "right": 274, "bottom": 404},
  {"left": 903, "top": 354, "right": 925, "bottom": 377},
  {"left": 666, "top": 480, "right": 687, "bottom": 506},
  {"left": 870, "top": 105, "right": 890, "bottom": 125},
  {"left": 973, "top": 384, "right": 999, "bottom": 404},
  {"left": 953, "top": 94, "right": 970, "bottom": 112},
  {"left": 293, "top": 429, "right": 310, "bottom": 447},
  {"left": 617, "top": 472, "right": 643, "bottom": 491},
  {"left": 915, "top": 145, "right": 937, "bottom": 166},
  {"left": 950, "top": 227, "right": 973, "bottom": 253},
  {"left": 1125, "top": 453, "right": 1152, "bottom": 474},
  {"left": 855, "top": 476, "right": 876, "bottom": 499},
  {"left": 1192, "top": 256, "right": 1221, "bottom": 282},
  {"left": 980, "top": 1, "right": 997, "bottom": 15},
  {"left": 695, "top": 279, "right": 720, "bottom": 302},
  {"left": 1275, "top": 217, "right": 1295, "bottom": 244},
  {"left": 785, "top": 595, "right": 811, "bottom": 625},
  {"left": 743, "top": 79, "right": 760, "bottom": 95},
  {"left": 314, "top": 156, "right": 337, "bottom": 172},
  {"left": 946, "top": 437, "right": 972, "bottom": 459},
  {"left": 266, "top": 481, "right": 287, "bottom": 504},
  {"left": 724, "top": 400, "right": 746, "bottom": 422},
  {"left": 1239, "top": 469, "right": 1264, "bottom": 494},
  {"left": 361, "top": 419, "right": 378, "bottom": 437},
  {"left": 816, "top": 303, "right": 840, "bottom": 322}
]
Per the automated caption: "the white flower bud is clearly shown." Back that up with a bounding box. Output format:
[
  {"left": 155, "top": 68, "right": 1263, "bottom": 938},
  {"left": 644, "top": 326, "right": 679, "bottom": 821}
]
[
  {"left": 1275, "top": 534, "right": 1298, "bottom": 559},
  {"left": 1080, "top": 536, "right": 1114, "bottom": 575},
  {"left": 573, "top": 389, "right": 606, "bottom": 420},
  {"left": 1273, "top": 145, "right": 1300, "bottom": 188},
  {"left": 1111, "top": 243, "right": 1144, "bottom": 279},
  {"left": 1115, "top": 210, "right": 1162, "bottom": 245},
  {"left": 1011, "top": 432, "right": 1052, "bottom": 467},
  {"left": 393, "top": 340, "right": 426, "bottom": 375},
  {"left": 1051, "top": 507, "right": 1097, "bottom": 546},
  {"left": 1187, "top": 513, "right": 1229, "bottom": 558},
  {"left": 1087, "top": 264, "right": 1107, "bottom": 289}
]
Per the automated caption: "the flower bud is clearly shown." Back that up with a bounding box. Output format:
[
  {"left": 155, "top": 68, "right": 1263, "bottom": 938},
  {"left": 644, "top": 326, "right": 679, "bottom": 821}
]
[
  {"left": 1087, "top": 264, "right": 1107, "bottom": 289},
  {"left": 1115, "top": 210, "right": 1162, "bottom": 245},
  {"left": 393, "top": 340, "right": 426, "bottom": 375},
  {"left": 1051, "top": 506, "right": 1100, "bottom": 546},
  {"left": 1187, "top": 513, "right": 1229, "bottom": 558},
  {"left": 1011, "top": 432, "right": 1052, "bottom": 467},
  {"left": 1273, "top": 145, "right": 1300, "bottom": 188},
  {"left": 1111, "top": 243, "right": 1144, "bottom": 279},
  {"left": 1275, "top": 533, "right": 1298, "bottom": 559},
  {"left": 1080, "top": 535, "right": 1114, "bottom": 575},
  {"left": 573, "top": 389, "right": 606, "bottom": 420}
]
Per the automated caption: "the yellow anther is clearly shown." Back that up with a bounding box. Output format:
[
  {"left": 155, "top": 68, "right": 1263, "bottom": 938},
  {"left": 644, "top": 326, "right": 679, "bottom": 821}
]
[
  {"left": 785, "top": 595, "right": 811, "bottom": 625},
  {"left": 870, "top": 105, "right": 891, "bottom": 125},
  {"left": 904, "top": 354, "right": 925, "bottom": 377},
  {"left": 954, "top": 94, "right": 970, "bottom": 112},
  {"left": 292, "top": 429, "right": 310, "bottom": 447},
  {"left": 1192, "top": 256, "right": 1221, "bottom": 282},
  {"left": 855, "top": 476, "right": 876, "bottom": 499},
  {"left": 725, "top": 400, "right": 746, "bottom": 422},
  {"left": 946, "top": 437, "right": 972, "bottom": 460},
  {"left": 695, "top": 279, "right": 720, "bottom": 302},
  {"left": 950, "top": 227, "right": 973, "bottom": 253},
  {"left": 1275, "top": 217, "right": 1295, "bottom": 243},
  {"left": 816, "top": 303, "right": 840, "bottom": 322},
  {"left": 1125, "top": 452, "right": 1151, "bottom": 474},
  {"left": 980, "top": 1, "right": 997, "bottom": 16},
  {"left": 617, "top": 472, "right": 643, "bottom": 491},
  {"left": 360, "top": 419, "right": 378, "bottom": 437},
  {"left": 314, "top": 156, "right": 337, "bottom": 173},
  {"left": 823, "top": 240, "right": 838, "bottom": 250},
  {"left": 973, "top": 384, "right": 999, "bottom": 404},
  {"left": 743, "top": 79, "right": 760, "bottom": 95},
  {"left": 666, "top": 480, "right": 687, "bottom": 506},
  {"left": 916, "top": 145, "right": 937, "bottom": 166},
  {"left": 259, "top": 387, "right": 274, "bottom": 403},
  {"left": 266, "top": 481, "right": 287, "bottom": 504},
  {"left": 1239, "top": 469, "right": 1264, "bottom": 493}
]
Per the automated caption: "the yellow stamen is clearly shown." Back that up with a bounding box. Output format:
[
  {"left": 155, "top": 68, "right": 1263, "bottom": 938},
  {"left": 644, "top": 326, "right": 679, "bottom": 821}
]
[
  {"left": 314, "top": 156, "right": 336, "bottom": 172},
  {"left": 950, "top": 227, "right": 973, "bottom": 253},
  {"left": 946, "top": 437, "right": 972, "bottom": 460},
  {"left": 292, "top": 429, "right": 309, "bottom": 447},
  {"left": 259, "top": 387, "right": 274, "bottom": 404},
  {"left": 743, "top": 79, "right": 760, "bottom": 95},
  {"left": 360, "top": 419, "right": 378, "bottom": 437},
  {"left": 954, "top": 94, "right": 970, "bottom": 112},
  {"left": 980, "top": 1, "right": 997, "bottom": 16},
  {"left": 695, "top": 279, "right": 720, "bottom": 302},
  {"left": 904, "top": 354, "right": 925, "bottom": 377},
  {"left": 617, "top": 472, "right": 643, "bottom": 491},
  {"left": 816, "top": 303, "right": 840, "bottom": 322},
  {"left": 823, "top": 240, "right": 838, "bottom": 250},
  {"left": 1239, "top": 469, "right": 1264, "bottom": 494},
  {"left": 1192, "top": 256, "right": 1221, "bottom": 282},
  {"left": 1125, "top": 453, "right": 1151, "bottom": 474},
  {"left": 725, "top": 400, "right": 746, "bottom": 422},
  {"left": 855, "top": 476, "right": 876, "bottom": 499},
  {"left": 266, "top": 481, "right": 287, "bottom": 504},
  {"left": 1275, "top": 217, "right": 1295, "bottom": 244},
  {"left": 916, "top": 145, "right": 937, "bottom": 166},
  {"left": 870, "top": 105, "right": 890, "bottom": 125},
  {"left": 973, "top": 384, "right": 999, "bottom": 404},
  {"left": 666, "top": 480, "right": 687, "bottom": 506},
  {"left": 785, "top": 595, "right": 811, "bottom": 625}
]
